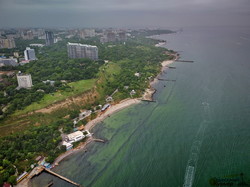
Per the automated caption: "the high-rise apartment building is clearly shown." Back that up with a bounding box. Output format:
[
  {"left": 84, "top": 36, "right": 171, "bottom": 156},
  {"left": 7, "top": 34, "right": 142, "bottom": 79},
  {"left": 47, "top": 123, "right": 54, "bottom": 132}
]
[
  {"left": 24, "top": 47, "right": 36, "bottom": 61},
  {"left": 17, "top": 72, "right": 33, "bottom": 88},
  {"left": 45, "top": 31, "right": 54, "bottom": 46},
  {"left": 67, "top": 42, "right": 98, "bottom": 60},
  {"left": 0, "top": 38, "right": 16, "bottom": 49}
]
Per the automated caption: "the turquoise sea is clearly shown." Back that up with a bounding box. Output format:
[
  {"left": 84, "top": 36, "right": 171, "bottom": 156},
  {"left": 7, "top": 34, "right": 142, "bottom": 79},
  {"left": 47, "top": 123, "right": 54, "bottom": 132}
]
[{"left": 31, "top": 27, "right": 250, "bottom": 187}]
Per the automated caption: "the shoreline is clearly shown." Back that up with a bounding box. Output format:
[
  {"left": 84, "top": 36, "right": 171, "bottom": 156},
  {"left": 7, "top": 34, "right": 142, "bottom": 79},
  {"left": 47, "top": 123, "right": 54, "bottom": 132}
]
[
  {"left": 49, "top": 98, "right": 141, "bottom": 168},
  {"left": 20, "top": 48, "right": 179, "bottom": 186},
  {"left": 85, "top": 98, "right": 141, "bottom": 131},
  {"left": 51, "top": 53, "right": 178, "bottom": 168},
  {"left": 143, "top": 52, "right": 179, "bottom": 100}
]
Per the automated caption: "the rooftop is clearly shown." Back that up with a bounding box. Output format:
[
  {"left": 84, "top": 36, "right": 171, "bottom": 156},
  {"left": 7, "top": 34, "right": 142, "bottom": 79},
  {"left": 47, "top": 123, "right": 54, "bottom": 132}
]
[
  {"left": 67, "top": 42, "right": 97, "bottom": 48},
  {"left": 17, "top": 72, "right": 31, "bottom": 76},
  {"left": 67, "top": 131, "right": 84, "bottom": 140}
]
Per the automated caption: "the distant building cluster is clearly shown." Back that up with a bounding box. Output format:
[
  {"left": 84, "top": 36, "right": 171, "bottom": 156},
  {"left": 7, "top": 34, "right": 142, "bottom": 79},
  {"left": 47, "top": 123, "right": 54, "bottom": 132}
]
[
  {"left": 0, "top": 38, "right": 16, "bottom": 49},
  {"left": 22, "top": 30, "right": 34, "bottom": 40},
  {"left": 21, "top": 28, "right": 45, "bottom": 40},
  {"left": 78, "top": 29, "right": 96, "bottom": 39},
  {"left": 53, "top": 28, "right": 128, "bottom": 43},
  {"left": 0, "top": 28, "right": 45, "bottom": 41},
  {"left": 0, "top": 57, "right": 18, "bottom": 67},
  {"left": 100, "top": 31, "right": 127, "bottom": 43},
  {"left": 67, "top": 42, "right": 98, "bottom": 60}
]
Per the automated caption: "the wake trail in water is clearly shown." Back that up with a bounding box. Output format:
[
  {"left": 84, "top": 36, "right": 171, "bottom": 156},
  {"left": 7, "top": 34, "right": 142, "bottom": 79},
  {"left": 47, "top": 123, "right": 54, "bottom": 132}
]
[{"left": 183, "top": 102, "right": 211, "bottom": 187}]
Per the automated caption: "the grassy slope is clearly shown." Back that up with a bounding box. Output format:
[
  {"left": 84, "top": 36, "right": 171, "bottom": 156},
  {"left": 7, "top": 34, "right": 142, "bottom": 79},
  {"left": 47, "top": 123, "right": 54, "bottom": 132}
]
[
  {"left": 96, "top": 62, "right": 121, "bottom": 100},
  {"left": 12, "top": 79, "right": 96, "bottom": 116},
  {"left": 0, "top": 38, "right": 168, "bottom": 137}
]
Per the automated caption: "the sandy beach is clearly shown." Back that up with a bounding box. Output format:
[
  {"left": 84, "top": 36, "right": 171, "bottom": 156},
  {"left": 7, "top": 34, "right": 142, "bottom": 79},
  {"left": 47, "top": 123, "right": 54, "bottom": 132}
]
[
  {"left": 85, "top": 98, "right": 140, "bottom": 131},
  {"left": 50, "top": 98, "right": 140, "bottom": 167}
]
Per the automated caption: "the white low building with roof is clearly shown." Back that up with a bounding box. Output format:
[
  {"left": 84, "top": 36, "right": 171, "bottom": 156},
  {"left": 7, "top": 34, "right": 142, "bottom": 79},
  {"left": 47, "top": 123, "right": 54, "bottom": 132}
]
[
  {"left": 101, "top": 103, "right": 110, "bottom": 111},
  {"left": 66, "top": 131, "right": 85, "bottom": 143},
  {"left": 62, "top": 141, "right": 73, "bottom": 150}
]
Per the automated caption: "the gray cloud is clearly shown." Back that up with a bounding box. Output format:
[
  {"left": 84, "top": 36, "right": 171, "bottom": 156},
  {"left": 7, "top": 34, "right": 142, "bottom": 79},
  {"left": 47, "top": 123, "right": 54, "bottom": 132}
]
[{"left": 0, "top": 0, "right": 250, "bottom": 28}]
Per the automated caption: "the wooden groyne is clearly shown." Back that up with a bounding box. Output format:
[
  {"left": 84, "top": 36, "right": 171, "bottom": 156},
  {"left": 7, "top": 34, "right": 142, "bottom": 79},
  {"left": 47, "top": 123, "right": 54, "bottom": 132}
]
[
  {"left": 93, "top": 138, "right": 106, "bottom": 143},
  {"left": 44, "top": 168, "right": 83, "bottom": 187},
  {"left": 157, "top": 78, "right": 176, "bottom": 82},
  {"left": 176, "top": 60, "right": 194, "bottom": 63},
  {"left": 141, "top": 99, "right": 156, "bottom": 103},
  {"left": 45, "top": 181, "right": 53, "bottom": 187},
  {"left": 166, "top": 66, "right": 176, "bottom": 69}
]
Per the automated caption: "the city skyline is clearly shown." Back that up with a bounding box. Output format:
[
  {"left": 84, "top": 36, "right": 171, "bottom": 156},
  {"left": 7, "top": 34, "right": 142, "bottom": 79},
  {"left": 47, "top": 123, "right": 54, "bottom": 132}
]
[{"left": 0, "top": 0, "right": 250, "bottom": 28}]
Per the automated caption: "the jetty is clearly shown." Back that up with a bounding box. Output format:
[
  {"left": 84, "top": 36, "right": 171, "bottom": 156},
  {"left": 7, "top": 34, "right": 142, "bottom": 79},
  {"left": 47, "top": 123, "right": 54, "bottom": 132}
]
[
  {"left": 93, "top": 138, "right": 105, "bottom": 143},
  {"left": 44, "top": 168, "right": 83, "bottom": 187},
  {"left": 176, "top": 60, "right": 194, "bottom": 63},
  {"left": 157, "top": 78, "right": 176, "bottom": 82},
  {"left": 141, "top": 99, "right": 156, "bottom": 103},
  {"left": 45, "top": 181, "right": 53, "bottom": 187}
]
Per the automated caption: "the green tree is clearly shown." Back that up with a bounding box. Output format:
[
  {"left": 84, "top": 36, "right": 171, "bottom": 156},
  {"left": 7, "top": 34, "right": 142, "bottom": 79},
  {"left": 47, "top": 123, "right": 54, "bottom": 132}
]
[{"left": 7, "top": 175, "right": 17, "bottom": 185}]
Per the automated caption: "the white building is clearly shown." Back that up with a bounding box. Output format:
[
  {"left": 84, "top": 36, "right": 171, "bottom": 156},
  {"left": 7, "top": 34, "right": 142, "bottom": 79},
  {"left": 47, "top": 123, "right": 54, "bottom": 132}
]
[
  {"left": 30, "top": 44, "right": 44, "bottom": 47},
  {"left": 66, "top": 131, "right": 85, "bottom": 143},
  {"left": 62, "top": 141, "right": 73, "bottom": 150},
  {"left": 134, "top": 72, "right": 140, "bottom": 77},
  {"left": 130, "top": 90, "right": 136, "bottom": 96},
  {"left": 17, "top": 72, "right": 33, "bottom": 88},
  {"left": 84, "top": 130, "right": 92, "bottom": 137},
  {"left": 101, "top": 103, "right": 110, "bottom": 111},
  {"left": 24, "top": 47, "right": 36, "bottom": 61},
  {"left": 42, "top": 80, "right": 55, "bottom": 86}
]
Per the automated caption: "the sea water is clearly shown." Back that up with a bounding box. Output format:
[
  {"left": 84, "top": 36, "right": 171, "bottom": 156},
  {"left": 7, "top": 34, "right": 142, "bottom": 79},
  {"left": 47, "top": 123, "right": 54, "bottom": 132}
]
[{"left": 31, "top": 27, "right": 250, "bottom": 187}]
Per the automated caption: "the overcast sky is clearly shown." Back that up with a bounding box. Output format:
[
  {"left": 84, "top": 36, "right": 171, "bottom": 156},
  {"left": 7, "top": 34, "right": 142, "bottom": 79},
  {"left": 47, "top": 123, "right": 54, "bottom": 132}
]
[{"left": 0, "top": 0, "right": 250, "bottom": 28}]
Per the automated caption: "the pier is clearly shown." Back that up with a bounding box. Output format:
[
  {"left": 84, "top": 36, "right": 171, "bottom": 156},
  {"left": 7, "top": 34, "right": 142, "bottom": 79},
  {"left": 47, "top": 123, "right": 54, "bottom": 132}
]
[
  {"left": 17, "top": 166, "right": 83, "bottom": 187},
  {"left": 166, "top": 66, "right": 176, "bottom": 69},
  {"left": 141, "top": 99, "right": 156, "bottom": 103},
  {"left": 157, "top": 78, "right": 176, "bottom": 82},
  {"left": 44, "top": 168, "right": 83, "bottom": 187}
]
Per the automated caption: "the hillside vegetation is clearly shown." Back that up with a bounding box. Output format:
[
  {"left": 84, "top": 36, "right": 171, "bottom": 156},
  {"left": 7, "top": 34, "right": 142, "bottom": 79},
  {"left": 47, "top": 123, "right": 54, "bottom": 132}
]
[{"left": 0, "top": 30, "right": 173, "bottom": 185}]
